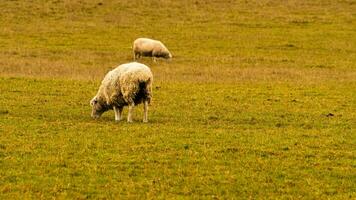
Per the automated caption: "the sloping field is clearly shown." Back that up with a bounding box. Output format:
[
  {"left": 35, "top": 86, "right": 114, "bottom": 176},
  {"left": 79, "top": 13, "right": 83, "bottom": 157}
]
[{"left": 0, "top": 0, "right": 355, "bottom": 198}]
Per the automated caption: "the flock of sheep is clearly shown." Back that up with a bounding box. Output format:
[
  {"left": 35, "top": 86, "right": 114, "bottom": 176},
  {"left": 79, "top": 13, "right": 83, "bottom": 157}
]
[{"left": 90, "top": 38, "right": 172, "bottom": 123}]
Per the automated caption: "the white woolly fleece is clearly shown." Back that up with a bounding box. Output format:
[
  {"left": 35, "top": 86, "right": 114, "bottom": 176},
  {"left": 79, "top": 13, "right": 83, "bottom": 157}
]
[{"left": 95, "top": 62, "right": 153, "bottom": 107}]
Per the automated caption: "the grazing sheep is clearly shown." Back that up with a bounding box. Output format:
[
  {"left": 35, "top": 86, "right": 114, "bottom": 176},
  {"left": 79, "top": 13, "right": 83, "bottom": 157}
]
[
  {"left": 90, "top": 62, "right": 153, "bottom": 123},
  {"left": 133, "top": 38, "right": 172, "bottom": 61}
]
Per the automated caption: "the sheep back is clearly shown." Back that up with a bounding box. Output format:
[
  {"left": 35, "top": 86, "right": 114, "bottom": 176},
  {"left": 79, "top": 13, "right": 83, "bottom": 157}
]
[{"left": 96, "top": 62, "right": 153, "bottom": 107}]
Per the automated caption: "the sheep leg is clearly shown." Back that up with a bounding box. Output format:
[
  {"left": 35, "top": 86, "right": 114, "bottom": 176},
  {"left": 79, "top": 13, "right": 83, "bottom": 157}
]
[
  {"left": 127, "top": 103, "right": 134, "bottom": 123},
  {"left": 143, "top": 100, "right": 148, "bottom": 123},
  {"left": 114, "top": 106, "right": 123, "bottom": 121},
  {"left": 136, "top": 53, "right": 141, "bottom": 60},
  {"left": 134, "top": 52, "right": 141, "bottom": 60},
  {"left": 152, "top": 57, "right": 157, "bottom": 62}
]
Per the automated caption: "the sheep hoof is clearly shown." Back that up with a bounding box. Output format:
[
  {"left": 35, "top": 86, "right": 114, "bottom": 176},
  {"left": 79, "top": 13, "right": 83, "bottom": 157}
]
[
  {"left": 143, "top": 120, "right": 148, "bottom": 123},
  {"left": 127, "top": 120, "right": 133, "bottom": 123}
]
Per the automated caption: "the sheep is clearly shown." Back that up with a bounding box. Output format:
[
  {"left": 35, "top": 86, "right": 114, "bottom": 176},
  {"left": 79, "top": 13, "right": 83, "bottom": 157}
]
[
  {"left": 90, "top": 62, "right": 153, "bottom": 123},
  {"left": 133, "top": 38, "right": 172, "bottom": 62}
]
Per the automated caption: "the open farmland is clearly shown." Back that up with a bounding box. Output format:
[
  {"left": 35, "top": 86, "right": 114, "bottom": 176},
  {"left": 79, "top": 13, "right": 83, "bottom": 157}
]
[{"left": 0, "top": 0, "right": 355, "bottom": 199}]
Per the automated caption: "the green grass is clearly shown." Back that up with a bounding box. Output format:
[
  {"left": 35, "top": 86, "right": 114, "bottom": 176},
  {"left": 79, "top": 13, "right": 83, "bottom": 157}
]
[
  {"left": 1, "top": 0, "right": 356, "bottom": 199},
  {"left": 1, "top": 78, "right": 355, "bottom": 199}
]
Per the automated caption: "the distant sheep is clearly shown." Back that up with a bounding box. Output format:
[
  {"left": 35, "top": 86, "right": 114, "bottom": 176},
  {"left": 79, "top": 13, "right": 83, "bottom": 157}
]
[
  {"left": 90, "top": 62, "right": 153, "bottom": 123},
  {"left": 133, "top": 38, "right": 172, "bottom": 61}
]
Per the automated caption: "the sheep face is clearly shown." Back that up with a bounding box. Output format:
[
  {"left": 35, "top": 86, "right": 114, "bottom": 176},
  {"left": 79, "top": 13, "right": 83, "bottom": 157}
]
[
  {"left": 90, "top": 97, "right": 108, "bottom": 119},
  {"left": 165, "top": 52, "right": 172, "bottom": 59},
  {"left": 157, "top": 51, "right": 172, "bottom": 59}
]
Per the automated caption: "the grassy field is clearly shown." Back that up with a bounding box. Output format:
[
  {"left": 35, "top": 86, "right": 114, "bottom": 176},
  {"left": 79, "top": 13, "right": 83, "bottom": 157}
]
[{"left": 1, "top": 0, "right": 355, "bottom": 199}]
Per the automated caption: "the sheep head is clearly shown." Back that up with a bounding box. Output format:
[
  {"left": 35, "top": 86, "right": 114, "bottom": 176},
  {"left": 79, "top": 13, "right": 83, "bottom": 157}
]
[
  {"left": 166, "top": 52, "right": 172, "bottom": 59},
  {"left": 90, "top": 96, "right": 108, "bottom": 119}
]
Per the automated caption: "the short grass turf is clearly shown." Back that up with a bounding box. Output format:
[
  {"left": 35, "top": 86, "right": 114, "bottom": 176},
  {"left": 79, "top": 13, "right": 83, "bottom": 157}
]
[
  {"left": 1, "top": 0, "right": 356, "bottom": 199},
  {"left": 0, "top": 78, "right": 355, "bottom": 199}
]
